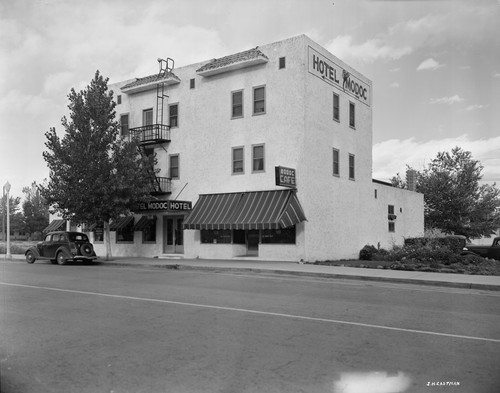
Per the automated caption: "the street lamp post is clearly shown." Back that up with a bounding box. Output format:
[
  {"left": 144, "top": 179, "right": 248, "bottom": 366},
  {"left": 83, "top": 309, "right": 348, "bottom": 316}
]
[{"left": 3, "top": 182, "right": 11, "bottom": 259}]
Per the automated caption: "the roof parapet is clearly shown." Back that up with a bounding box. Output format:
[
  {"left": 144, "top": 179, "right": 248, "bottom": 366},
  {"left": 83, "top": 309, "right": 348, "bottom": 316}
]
[
  {"left": 121, "top": 72, "right": 181, "bottom": 94},
  {"left": 196, "top": 47, "right": 268, "bottom": 77}
]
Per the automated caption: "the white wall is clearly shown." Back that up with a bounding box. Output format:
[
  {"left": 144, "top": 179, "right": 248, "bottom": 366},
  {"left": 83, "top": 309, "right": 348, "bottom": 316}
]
[{"left": 108, "top": 34, "right": 424, "bottom": 262}]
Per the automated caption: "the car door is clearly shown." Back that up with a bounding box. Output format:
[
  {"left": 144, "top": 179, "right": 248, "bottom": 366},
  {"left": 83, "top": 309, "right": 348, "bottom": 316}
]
[
  {"left": 46, "top": 233, "right": 62, "bottom": 258},
  {"left": 38, "top": 234, "right": 53, "bottom": 258},
  {"left": 490, "top": 238, "right": 500, "bottom": 260}
]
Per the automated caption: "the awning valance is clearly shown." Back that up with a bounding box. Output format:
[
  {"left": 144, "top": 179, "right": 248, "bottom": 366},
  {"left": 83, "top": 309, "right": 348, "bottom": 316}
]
[
  {"left": 43, "top": 219, "right": 66, "bottom": 233},
  {"left": 110, "top": 216, "right": 134, "bottom": 230},
  {"left": 183, "top": 190, "right": 306, "bottom": 230}
]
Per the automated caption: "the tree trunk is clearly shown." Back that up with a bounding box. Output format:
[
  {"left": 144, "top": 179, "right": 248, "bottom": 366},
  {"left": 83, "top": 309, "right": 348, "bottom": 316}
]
[{"left": 104, "top": 220, "right": 112, "bottom": 261}]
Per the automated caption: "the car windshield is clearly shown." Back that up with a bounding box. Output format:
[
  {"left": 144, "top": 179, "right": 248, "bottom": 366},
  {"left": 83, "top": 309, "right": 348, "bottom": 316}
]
[{"left": 68, "top": 233, "right": 89, "bottom": 242}]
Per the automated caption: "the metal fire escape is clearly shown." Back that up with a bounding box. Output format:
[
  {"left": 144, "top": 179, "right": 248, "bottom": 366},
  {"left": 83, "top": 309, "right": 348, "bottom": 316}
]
[{"left": 139, "top": 57, "right": 175, "bottom": 195}]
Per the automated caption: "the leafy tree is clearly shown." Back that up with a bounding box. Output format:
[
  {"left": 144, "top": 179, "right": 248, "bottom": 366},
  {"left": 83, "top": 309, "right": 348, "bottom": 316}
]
[
  {"left": 22, "top": 181, "right": 49, "bottom": 239},
  {"left": 40, "top": 71, "right": 155, "bottom": 260},
  {"left": 390, "top": 173, "right": 407, "bottom": 189},
  {"left": 413, "top": 147, "right": 500, "bottom": 239},
  {"left": 1, "top": 194, "right": 21, "bottom": 241}
]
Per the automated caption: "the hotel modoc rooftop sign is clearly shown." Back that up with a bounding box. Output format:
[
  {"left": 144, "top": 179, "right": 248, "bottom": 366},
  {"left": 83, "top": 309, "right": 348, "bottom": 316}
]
[{"left": 308, "top": 46, "right": 371, "bottom": 107}]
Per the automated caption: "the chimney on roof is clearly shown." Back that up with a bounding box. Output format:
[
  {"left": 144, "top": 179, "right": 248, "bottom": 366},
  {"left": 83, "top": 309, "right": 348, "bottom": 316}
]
[{"left": 406, "top": 169, "right": 417, "bottom": 192}]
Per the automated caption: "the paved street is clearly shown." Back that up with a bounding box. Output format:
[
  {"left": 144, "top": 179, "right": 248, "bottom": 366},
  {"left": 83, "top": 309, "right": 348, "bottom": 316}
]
[{"left": 1, "top": 261, "right": 500, "bottom": 393}]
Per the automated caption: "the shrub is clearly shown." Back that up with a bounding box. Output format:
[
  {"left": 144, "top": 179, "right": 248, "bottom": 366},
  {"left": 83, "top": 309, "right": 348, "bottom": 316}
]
[
  {"left": 359, "top": 238, "right": 500, "bottom": 275},
  {"left": 359, "top": 245, "right": 378, "bottom": 260},
  {"left": 404, "top": 236, "right": 466, "bottom": 253}
]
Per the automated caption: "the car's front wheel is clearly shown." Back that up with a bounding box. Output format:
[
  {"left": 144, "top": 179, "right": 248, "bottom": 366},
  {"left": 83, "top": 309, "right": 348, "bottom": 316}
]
[
  {"left": 56, "top": 252, "right": 67, "bottom": 265},
  {"left": 25, "top": 251, "right": 36, "bottom": 264}
]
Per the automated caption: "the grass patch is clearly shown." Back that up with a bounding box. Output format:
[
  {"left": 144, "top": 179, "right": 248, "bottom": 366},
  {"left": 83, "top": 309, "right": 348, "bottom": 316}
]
[{"left": 0, "top": 241, "right": 38, "bottom": 255}]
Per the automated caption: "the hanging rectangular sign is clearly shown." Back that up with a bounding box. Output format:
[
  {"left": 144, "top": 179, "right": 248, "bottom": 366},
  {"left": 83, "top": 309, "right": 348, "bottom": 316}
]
[
  {"left": 275, "top": 166, "right": 297, "bottom": 188},
  {"left": 135, "top": 200, "right": 192, "bottom": 212}
]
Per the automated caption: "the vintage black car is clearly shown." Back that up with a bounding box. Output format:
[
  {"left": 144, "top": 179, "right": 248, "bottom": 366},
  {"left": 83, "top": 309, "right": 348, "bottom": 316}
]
[
  {"left": 25, "top": 231, "right": 98, "bottom": 265},
  {"left": 463, "top": 237, "right": 500, "bottom": 261}
]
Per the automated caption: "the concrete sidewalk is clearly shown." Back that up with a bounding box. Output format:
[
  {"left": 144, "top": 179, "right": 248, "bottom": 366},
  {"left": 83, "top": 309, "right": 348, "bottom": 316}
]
[
  {"left": 100, "top": 256, "right": 500, "bottom": 291},
  {"left": 5, "top": 254, "right": 500, "bottom": 291}
]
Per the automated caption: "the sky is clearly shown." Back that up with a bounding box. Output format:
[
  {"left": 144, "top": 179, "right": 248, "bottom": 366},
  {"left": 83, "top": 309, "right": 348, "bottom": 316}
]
[{"left": 1, "top": 0, "right": 499, "bottom": 199}]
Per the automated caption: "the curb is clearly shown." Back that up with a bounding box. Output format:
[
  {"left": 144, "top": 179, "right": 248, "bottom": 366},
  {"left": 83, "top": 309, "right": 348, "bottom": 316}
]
[{"left": 100, "top": 261, "right": 500, "bottom": 291}]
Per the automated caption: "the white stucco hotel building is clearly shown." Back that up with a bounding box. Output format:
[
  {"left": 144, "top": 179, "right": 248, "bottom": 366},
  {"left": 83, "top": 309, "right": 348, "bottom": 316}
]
[{"left": 84, "top": 34, "right": 424, "bottom": 261}]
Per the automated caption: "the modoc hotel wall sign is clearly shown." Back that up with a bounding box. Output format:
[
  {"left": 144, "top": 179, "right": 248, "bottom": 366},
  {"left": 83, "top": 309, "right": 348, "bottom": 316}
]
[
  {"left": 135, "top": 200, "right": 192, "bottom": 212},
  {"left": 275, "top": 166, "right": 297, "bottom": 188},
  {"left": 308, "top": 46, "right": 371, "bottom": 107}
]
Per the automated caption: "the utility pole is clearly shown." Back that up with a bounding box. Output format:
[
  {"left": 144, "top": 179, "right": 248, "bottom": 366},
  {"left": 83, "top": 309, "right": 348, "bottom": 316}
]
[{"left": 3, "top": 181, "right": 11, "bottom": 259}]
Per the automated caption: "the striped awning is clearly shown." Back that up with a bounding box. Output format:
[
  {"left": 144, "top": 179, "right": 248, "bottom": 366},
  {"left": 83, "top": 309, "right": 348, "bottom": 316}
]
[
  {"left": 43, "top": 219, "right": 66, "bottom": 233},
  {"left": 110, "top": 216, "right": 134, "bottom": 230},
  {"left": 134, "top": 216, "right": 156, "bottom": 231},
  {"left": 86, "top": 223, "right": 99, "bottom": 231},
  {"left": 183, "top": 190, "right": 306, "bottom": 230}
]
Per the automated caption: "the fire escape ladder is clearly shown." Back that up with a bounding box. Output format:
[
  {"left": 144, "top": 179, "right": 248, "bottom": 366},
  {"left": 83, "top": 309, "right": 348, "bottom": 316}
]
[
  {"left": 156, "top": 82, "right": 165, "bottom": 126},
  {"left": 156, "top": 57, "right": 174, "bottom": 126}
]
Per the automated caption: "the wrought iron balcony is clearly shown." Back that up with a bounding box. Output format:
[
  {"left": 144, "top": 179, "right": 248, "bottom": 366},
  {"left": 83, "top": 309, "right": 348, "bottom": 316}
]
[
  {"left": 130, "top": 124, "right": 171, "bottom": 145},
  {"left": 151, "top": 177, "right": 172, "bottom": 195}
]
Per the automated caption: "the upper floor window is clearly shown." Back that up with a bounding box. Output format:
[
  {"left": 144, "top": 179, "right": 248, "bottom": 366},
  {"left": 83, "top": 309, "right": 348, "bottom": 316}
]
[
  {"left": 120, "top": 114, "right": 129, "bottom": 138},
  {"left": 190, "top": 78, "right": 195, "bottom": 89},
  {"left": 253, "top": 86, "right": 266, "bottom": 115},
  {"left": 332, "top": 148, "right": 340, "bottom": 176},
  {"left": 349, "top": 101, "right": 355, "bottom": 128},
  {"left": 252, "top": 144, "right": 265, "bottom": 172},
  {"left": 333, "top": 93, "right": 340, "bottom": 122},
  {"left": 143, "top": 108, "right": 153, "bottom": 126},
  {"left": 117, "top": 95, "right": 122, "bottom": 105},
  {"left": 349, "top": 154, "right": 355, "bottom": 180},
  {"left": 232, "top": 90, "right": 243, "bottom": 119},
  {"left": 169, "top": 103, "right": 178, "bottom": 127},
  {"left": 279, "top": 57, "right": 286, "bottom": 69},
  {"left": 169, "top": 154, "right": 179, "bottom": 179},
  {"left": 232, "top": 147, "right": 244, "bottom": 174}
]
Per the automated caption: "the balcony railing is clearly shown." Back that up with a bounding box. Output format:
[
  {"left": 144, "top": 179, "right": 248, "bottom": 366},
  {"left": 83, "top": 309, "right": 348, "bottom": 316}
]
[
  {"left": 151, "top": 177, "right": 172, "bottom": 195},
  {"left": 130, "top": 124, "right": 171, "bottom": 145}
]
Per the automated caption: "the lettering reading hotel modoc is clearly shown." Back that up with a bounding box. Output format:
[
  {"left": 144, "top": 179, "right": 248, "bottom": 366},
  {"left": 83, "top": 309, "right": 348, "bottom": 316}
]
[
  {"left": 135, "top": 200, "right": 192, "bottom": 212},
  {"left": 308, "top": 46, "right": 371, "bottom": 107}
]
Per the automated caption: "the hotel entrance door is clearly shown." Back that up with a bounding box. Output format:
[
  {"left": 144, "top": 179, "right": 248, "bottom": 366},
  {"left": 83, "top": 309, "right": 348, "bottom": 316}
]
[{"left": 163, "top": 216, "right": 184, "bottom": 254}]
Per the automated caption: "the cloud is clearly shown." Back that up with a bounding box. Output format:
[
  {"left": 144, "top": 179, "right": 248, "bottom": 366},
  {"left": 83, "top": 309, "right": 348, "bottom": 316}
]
[
  {"left": 417, "top": 58, "right": 445, "bottom": 71},
  {"left": 466, "top": 104, "right": 486, "bottom": 111},
  {"left": 372, "top": 135, "right": 500, "bottom": 184},
  {"left": 325, "top": 35, "right": 412, "bottom": 63},
  {"left": 325, "top": 3, "right": 497, "bottom": 65},
  {"left": 429, "top": 95, "right": 464, "bottom": 105}
]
